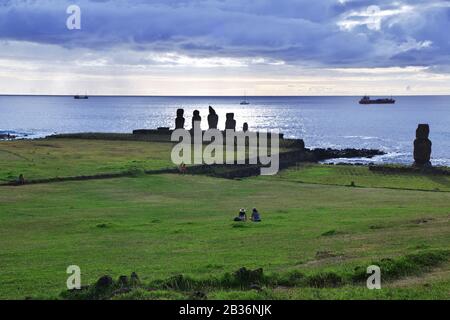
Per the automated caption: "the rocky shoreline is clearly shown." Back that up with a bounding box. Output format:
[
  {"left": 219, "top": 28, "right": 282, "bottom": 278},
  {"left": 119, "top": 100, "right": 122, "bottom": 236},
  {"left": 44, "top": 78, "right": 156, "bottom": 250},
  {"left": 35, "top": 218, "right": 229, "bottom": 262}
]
[
  {"left": 0, "top": 133, "right": 17, "bottom": 140},
  {"left": 48, "top": 132, "right": 385, "bottom": 162},
  {"left": 310, "top": 148, "right": 385, "bottom": 162}
]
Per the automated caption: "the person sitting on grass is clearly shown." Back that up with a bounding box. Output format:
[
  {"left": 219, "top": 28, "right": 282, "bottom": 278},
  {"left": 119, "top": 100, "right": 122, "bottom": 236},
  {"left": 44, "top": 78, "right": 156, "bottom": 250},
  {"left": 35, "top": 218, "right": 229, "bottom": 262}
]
[
  {"left": 179, "top": 163, "right": 187, "bottom": 174},
  {"left": 234, "top": 208, "right": 247, "bottom": 222},
  {"left": 18, "top": 174, "right": 25, "bottom": 185},
  {"left": 251, "top": 208, "right": 261, "bottom": 222}
]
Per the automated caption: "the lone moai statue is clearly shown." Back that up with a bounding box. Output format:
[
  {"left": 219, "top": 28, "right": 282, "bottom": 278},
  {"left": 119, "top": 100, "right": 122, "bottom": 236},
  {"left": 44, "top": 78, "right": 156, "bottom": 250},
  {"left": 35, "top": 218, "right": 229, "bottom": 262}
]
[
  {"left": 243, "top": 122, "right": 249, "bottom": 132},
  {"left": 225, "top": 113, "right": 236, "bottom": 131},
  {"left": 414, "top": 124, "right": 432, "bottom": 167},
  {"left": 192, "top": 110, "right": 202, "bottom": 130},
  {"left": 208, "top": 106, "right": 219, "bottom": 129},
  {"left": 175, "top": 109, "right": 185, "bottom": 129}
]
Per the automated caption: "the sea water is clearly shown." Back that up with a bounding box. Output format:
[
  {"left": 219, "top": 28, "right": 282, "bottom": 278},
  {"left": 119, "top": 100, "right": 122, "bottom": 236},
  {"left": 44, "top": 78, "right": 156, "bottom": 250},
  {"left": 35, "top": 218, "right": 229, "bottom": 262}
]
[{"left": 1, "top": 95, "right": 449, "bottom": 166}]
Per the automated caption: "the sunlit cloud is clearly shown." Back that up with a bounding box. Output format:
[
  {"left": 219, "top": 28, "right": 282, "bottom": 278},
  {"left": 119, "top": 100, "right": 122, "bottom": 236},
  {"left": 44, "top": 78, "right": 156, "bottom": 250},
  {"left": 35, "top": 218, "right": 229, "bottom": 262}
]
[
  {"left": 327, "top": 66, "right": 429, "bottom": 74},
  {"left": 0, "top": 0, "right": 449, "bottom": 95},
  {"left": 337, "top": 4, "right": 415, "bottom": 31},
  {"left": 142, "top": 53, "right": 285, "bottom": 68}
]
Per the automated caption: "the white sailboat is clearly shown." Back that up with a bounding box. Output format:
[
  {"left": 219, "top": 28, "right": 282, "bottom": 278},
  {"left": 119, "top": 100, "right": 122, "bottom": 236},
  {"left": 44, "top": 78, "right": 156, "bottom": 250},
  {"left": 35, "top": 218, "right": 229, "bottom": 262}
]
[{"left": 240, "top": 92, "right": 250, "bottom": 105}]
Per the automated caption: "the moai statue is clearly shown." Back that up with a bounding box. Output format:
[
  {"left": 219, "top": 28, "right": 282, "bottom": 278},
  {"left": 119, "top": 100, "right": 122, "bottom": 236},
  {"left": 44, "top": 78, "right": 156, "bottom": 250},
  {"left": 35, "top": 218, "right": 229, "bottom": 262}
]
[
  {"left": 243, "top": 122, "right": 249, "bottom": 132},
  {"left": 225, "top": 113, "right": 236, "bottom": 131},
  {"left": 192, "top": 110, "right": 202, "bottom": 130},
  {"left": 413, "top": 124, "right": 432, "bottom": 167},
  {"left": 207, "top": 106, "right": 219, "bottom": 129},
  {"left": 175, "top": 109, "right": 185, "bottom": 129}
]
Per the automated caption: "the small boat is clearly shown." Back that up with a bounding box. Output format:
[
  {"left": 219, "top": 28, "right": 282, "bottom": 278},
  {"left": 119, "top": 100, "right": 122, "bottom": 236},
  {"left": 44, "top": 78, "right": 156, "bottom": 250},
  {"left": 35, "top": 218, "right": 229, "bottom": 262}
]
[
  {"left": 240, "top": 92, "right": 250, "bottom": 105},
  {"left": 359, "top": 96, "right": 395, "bottom": 104},
  {"left": 74, "top": 94, "right": 89, "bottom": 99}
]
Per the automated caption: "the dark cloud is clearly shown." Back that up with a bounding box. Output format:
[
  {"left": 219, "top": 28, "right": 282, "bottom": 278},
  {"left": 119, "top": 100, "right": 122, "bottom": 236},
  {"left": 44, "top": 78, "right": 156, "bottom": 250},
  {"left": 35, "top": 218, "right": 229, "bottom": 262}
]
[{"left": 0, "top": 0, "right": 449, "bottom": 68}]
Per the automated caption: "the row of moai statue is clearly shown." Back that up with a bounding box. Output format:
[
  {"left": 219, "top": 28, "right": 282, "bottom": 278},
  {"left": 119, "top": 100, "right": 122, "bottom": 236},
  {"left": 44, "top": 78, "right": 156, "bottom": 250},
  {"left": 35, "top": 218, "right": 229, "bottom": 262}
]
[
  {"left": 175, "top": 106, "right": 249, "bottom": 132},
  {"left": 414, "top": 124, "right": 432, "bottom": 167}
]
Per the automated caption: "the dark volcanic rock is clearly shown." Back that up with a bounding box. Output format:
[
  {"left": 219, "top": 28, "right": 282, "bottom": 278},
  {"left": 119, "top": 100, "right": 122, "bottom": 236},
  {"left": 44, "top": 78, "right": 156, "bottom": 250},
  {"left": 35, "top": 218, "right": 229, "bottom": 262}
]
[
  {"left": 0, "top": 133, "right": 16, "bottom": 140},
  {"left": 175, "top": 109, "right": 185, "bottom": 129},
  {"left": 234, "top": 267, "right": 264, "bottom": 285},
  {"left": 291, "top": 139, "right": 305, "bottom": 150},
  {"left": 117, "top": 275, "right": 129, "bottom": 287},
  {"left": 192, "top": 110, "right": 202, "bottom": 130},
  {"left": 416, "top": 124, "right": 430, "bottom": 140},
  {"left": 96, "top": 275, "right": 113, "bottom": 289},
  {"left": 207, "top": 106, "right": 219, "bottom": 129},
  {"left": 249, "top": 284, "right": 263, "bottom": 291},
  {"left": 312, "top": 148, "right": 385, "bottom": 161},
  {"left": 112, "top": 287, "right": 131, "bottom": 296},
  {"left": 130, "top": 272, "right": 140, "bottom": 286},
  {"left": 225, "top": 113, "right": 236, "bottom": 131},
  {"left": 414, "top": 124, "right": 432, "bottom": 167}
]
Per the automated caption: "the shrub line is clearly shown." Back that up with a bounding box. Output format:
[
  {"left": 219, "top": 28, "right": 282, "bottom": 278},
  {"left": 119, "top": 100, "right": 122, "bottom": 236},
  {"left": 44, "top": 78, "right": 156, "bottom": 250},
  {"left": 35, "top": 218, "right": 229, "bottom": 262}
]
[{"left": 60, "top": 250, "right": 449, "bottom": 300}]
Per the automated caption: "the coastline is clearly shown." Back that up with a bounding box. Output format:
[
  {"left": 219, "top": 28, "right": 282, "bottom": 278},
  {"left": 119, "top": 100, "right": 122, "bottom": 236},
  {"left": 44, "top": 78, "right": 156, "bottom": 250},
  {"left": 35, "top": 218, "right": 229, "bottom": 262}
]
[
  {"left": 2, "top": 95, "right": 450, "bottom": 166},
  {"left": 3, "top": 130, "right": 449, "bottom": 168},
  {"left": 2, "top": 132, "right": 450, "bottom": 188}
]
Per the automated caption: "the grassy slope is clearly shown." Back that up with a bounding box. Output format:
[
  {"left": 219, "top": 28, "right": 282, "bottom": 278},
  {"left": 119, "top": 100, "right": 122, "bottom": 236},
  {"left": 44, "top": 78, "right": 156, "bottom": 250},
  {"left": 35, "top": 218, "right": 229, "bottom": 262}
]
[
  {"left": 1, "top": 173, "right": 449, "bottom": 299},
  {"left": 0, "top": 138, "right": 283, "bottom": 183},
  {"left": 275, "top": 163, "right": 450, "bottom": 192},
  {"left": 0, "top": 139, "right": 175, "bottom": 182},
  {"left": 0, "top": 139, "right": 449, "bottom": 299},
  {"left": 207, "top": 279, "right": 450, "bottom": 300}
]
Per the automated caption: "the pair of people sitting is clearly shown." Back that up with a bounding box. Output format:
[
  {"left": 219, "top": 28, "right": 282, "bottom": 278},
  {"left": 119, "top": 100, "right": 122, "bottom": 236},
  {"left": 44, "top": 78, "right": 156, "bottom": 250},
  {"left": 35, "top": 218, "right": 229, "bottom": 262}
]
[{"left": 234, "top": 208, "right": 261, "bottom": 222}]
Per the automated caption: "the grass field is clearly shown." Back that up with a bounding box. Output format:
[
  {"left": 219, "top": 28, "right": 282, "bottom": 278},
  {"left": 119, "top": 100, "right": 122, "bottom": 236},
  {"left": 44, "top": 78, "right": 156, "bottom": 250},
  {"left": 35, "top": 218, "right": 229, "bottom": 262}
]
[
  {"left": 0, "top": 137, "right": 283, "bottom": 183},
  {"left": 274, "top": 163, "right": 450, "bottom": 192},
  {"left": 0, "top": 138, "right": 449, "bottom": 300},
  {"left": 0, "top": 139, "right": 175, "bottom": 183}
]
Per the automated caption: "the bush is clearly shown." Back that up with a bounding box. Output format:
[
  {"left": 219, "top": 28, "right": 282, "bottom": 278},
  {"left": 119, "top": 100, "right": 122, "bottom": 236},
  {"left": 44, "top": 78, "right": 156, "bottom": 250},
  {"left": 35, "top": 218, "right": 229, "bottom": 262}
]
[{"left": 306, "top": 272, "right": 343, "bottom": 288}]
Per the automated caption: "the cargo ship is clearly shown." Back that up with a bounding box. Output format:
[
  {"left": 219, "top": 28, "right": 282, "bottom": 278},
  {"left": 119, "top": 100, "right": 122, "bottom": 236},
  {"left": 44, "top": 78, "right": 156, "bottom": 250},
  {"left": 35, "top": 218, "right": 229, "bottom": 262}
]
[
  {"left": 359, "top": 96, "right": 395, "bottom": 104},
  {"left": 74, "top": 95, "right": 89, "bottom": 99}
]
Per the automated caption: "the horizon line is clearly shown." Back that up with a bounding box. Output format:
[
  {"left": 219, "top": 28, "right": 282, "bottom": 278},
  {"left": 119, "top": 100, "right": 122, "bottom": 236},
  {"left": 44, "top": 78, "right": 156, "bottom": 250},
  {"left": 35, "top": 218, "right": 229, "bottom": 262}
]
[{"left": 1, "top": 94, "right": 450, "bottom": 98}]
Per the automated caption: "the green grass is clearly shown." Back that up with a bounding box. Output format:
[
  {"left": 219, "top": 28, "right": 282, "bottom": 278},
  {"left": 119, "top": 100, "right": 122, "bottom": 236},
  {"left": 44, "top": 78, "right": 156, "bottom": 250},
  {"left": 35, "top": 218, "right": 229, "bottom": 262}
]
[
  {"left": 0, "top": 138, "right": 283, "bottom": 183},
  {"left": 59, "top": 250, "right": 450, "bottom": 300},
  {"left": 0, "top": 139, "right": 449, "bottom": 300},
  {"left": 1, "top": 173, "right": 450, "bottom": 299},
  {"left": 0, "top": 139, "right": 175, "bottom": 183},
  {"left": 207, "top": 279, "right": 450, "bottom": 300},
  {"left": 274, "top": 163, "right": 450, "bottom": 191}
]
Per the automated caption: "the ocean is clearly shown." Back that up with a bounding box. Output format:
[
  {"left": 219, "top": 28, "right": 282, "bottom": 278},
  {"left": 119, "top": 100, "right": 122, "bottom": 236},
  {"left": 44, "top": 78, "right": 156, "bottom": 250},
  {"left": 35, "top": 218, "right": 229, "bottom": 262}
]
[{"left": 1, "top": 95, "right": 449, "bottom": 166}]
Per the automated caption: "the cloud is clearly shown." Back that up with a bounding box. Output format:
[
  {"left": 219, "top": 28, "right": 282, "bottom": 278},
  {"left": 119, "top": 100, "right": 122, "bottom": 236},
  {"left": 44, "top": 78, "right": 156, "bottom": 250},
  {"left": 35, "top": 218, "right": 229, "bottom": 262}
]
[
  {"left": 0, "top": 0, "right": 448, "bottom": 69},
  {"left": 337, "top": 4, "right": 412, "bottom": 31},
  {"left": 0, "top": 0, "right": 449, "bottom": 95}
]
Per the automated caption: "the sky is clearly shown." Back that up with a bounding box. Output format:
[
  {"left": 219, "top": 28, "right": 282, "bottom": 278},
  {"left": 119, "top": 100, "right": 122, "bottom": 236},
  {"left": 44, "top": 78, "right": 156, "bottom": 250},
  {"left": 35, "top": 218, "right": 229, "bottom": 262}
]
[{"left": 0, "top": 0, "right": 449, "bottom": 96}]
